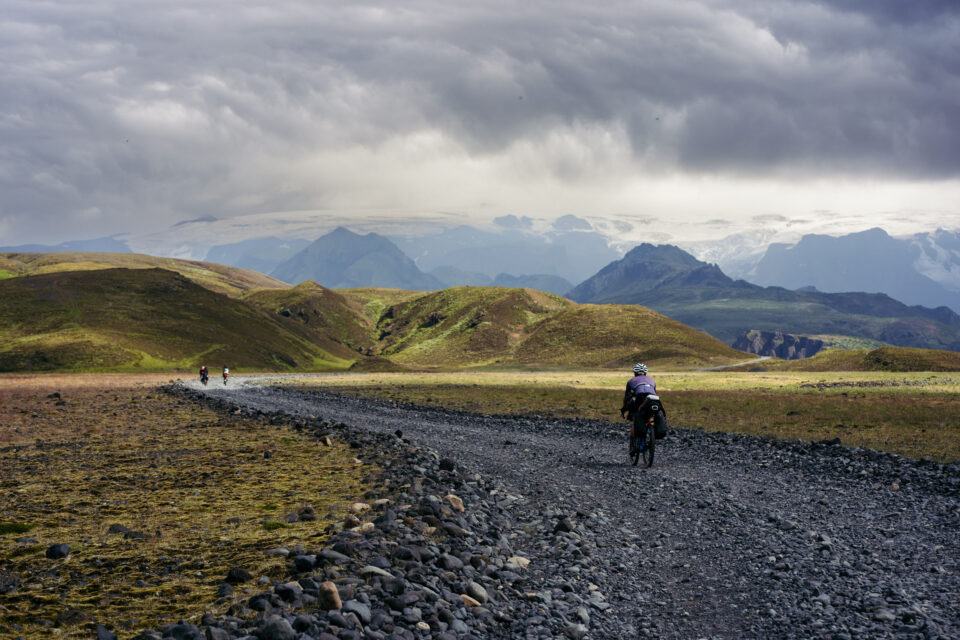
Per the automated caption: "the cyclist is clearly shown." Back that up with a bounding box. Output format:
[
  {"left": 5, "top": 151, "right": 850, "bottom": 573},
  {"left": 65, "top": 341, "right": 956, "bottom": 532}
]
[
  {"left": 620, "top": 363, "right": 657, "bottom": 419},
  {"left": 222, "top": 365, "right": 229, "bottom": 385},
  {"left": 199, "top": 365, "right": 209, "bottom": 384}
]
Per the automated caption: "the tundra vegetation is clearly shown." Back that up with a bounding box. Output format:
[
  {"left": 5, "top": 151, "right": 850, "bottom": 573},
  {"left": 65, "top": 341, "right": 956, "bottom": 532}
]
[{"left": 0, "top": 375, "right": 369, "bottom": 639}]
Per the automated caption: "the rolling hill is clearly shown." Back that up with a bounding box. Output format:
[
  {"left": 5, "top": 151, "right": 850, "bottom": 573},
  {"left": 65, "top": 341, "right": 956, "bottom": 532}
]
[
  {"left": 0, "top": 257, "right": 750, "bottom": 371},
  {"left": 569, "top": 243, "right": 960, "bottom": 352},
  {"left": 0, "top": 269, "right": 349, "bottom": 372},
  {"left": 0, "top": 252, "right": 289, "bottom": 298}
]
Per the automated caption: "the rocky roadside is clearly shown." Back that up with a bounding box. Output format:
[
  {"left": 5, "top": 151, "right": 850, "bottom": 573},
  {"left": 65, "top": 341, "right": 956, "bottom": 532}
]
[
  {"left": 180, "top": 380, "right": 960, "bottom": 640},
  {"left": 117, "top": 385, "right": 607, "bottom": 640}
]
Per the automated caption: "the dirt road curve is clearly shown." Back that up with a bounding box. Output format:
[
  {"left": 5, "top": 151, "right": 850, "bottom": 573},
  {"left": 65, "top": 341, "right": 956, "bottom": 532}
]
[{"left": 195, "top": 377, "right": 960, "bottom": 639}]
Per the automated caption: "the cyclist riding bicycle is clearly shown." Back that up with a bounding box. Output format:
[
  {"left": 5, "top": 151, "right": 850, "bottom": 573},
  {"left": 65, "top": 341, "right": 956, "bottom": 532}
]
[
  {"left": 222, "top": 365, "right": 229, "bottom": 384},
  {"left": 620, "top": 363, "right": 657, "bottom": 419}
]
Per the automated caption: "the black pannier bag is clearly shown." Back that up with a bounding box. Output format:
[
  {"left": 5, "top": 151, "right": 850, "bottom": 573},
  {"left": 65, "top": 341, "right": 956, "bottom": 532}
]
[{"left": 654, "top": 412, "right": 668, "bottom": 439}]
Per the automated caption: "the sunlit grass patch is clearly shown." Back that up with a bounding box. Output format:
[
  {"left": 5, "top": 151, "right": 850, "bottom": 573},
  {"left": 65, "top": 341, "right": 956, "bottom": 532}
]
[{"left": 0, "top": 385, "right": 371, "bottom": 639}]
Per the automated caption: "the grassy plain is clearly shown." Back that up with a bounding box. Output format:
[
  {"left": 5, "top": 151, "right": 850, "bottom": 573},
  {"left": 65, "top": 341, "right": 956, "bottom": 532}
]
[
  {"left": 0, "top": 375, "right": 370, "bottom": 639},
  {"left": 290, "top": 370, "right": 960, "bottom": 462}
]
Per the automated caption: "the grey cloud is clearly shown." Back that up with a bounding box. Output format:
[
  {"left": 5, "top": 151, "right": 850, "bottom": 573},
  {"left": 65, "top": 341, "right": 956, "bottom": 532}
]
[{"left": 1, "top": 0, "right": 958, "bottom": 242}]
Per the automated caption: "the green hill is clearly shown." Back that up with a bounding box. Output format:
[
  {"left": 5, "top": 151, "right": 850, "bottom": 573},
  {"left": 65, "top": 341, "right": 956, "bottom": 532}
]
[
  {"left": 242, "top": 282, "right": 376, "bottom": 357},
  {"left": 0, "top": 263, "right": 753, "bottom": 372},
  {"left": 376, "top": 287, "right": 571, "bottom": 366},
  {"left": 515, "top": 304, "right": 744, "bottom": 368},
  {"left": 0, "top": 269, "right": 350, "bottom": 372},
  {"left": 0, "top": 252, "right": 289, "bottom": 298},
  {"left": 371, "top": 286, "right": 745, "bottom": 368},
  {"left": 733, "top": 346, "right": 960, "bottom": 372}
]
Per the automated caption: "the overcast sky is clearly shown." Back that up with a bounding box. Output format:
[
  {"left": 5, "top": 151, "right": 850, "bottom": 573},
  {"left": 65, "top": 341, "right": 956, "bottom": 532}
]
[{"left": 2, "top": 0, "right": 959, "bottom": 245}]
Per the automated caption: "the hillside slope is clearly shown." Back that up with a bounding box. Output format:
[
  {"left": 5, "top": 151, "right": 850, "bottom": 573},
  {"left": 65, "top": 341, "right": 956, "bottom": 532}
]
[
  {"left": 0, "top": 269, "right": 350, "bottom": 372},
  {"left": 0, "top": 252, "right": 289, "bottom": 298},
  {"left": 243, "top": 282, "right": 376, "bottom": 357},
  {"left": 374, "top": 286, "right": 745, "bottom": 368}
]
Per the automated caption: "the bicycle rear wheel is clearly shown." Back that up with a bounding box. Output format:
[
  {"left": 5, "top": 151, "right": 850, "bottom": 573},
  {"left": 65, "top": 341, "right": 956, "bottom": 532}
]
[
  {"left": 642, "top": 421, "right": 655, "bottom": 467},
  {"left": 629, "top": 414, "right": 642, "bottom": 466}
]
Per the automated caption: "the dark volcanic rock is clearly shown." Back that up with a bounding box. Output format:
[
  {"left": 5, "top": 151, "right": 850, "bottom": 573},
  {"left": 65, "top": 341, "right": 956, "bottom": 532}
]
[
  {"left": 45, "top": 543, "right": 69, "bottom": 559},
  {"left": 225, "top": 566, "right": 253, "bottom": 584}
]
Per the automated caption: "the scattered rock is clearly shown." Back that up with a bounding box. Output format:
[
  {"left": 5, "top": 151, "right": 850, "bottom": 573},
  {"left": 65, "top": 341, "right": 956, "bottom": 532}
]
[
  {"left": 45, "top": 543, "right": 69, "bottom": 559},
  {"left": 225, "top": 566, "right": 253, "bottom": 584},
  {"left": 317, "top": 580, "right": 342, "bottom": 610},
  {"left": 444, "top": 494, "right": 465, "bottom": 512}
]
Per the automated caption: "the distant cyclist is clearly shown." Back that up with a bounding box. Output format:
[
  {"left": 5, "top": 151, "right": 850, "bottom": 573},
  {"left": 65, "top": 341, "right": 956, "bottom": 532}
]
[
  {"left": 199, "top": 365, "right": 209, "bottom": 386},
  {"left": 222, "top": 365, "right": 229, "bottom": 386}
]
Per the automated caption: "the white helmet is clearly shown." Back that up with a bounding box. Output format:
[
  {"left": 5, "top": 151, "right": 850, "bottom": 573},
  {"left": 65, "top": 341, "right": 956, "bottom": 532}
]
[{"left": 633, "top": 363, "right": 647, "bottom": 375}]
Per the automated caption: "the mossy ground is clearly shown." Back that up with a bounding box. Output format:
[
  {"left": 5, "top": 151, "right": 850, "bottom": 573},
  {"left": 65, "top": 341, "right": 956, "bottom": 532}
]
[
  {"left": 293, "top": 370, "right": 960, "bottom": 462},
  {"left": 0, "top": 377, "right": 371, "bottom": 639}
]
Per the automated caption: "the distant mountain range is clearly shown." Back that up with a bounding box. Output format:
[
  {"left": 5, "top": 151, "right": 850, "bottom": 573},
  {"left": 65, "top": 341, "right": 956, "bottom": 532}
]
[
  {"left": 0, "top": 236, "right": 131, "bottom": 253},
  {"left": 751, "top": 228, "right": 960, "bottom": 313},
  {"left": 391, "top": 218, "right": 619, "bottom": 284},
  {"left": 694, "top": 227, "right": 960, "bottom": 314},
  {"left": 271, "top": 227, "right": 443, "bottom": 290},
  {"left": 568, "top": 243, "right": 960, "bottom": 352},
  {"left": 206, "top": 237, "right": 310, "bottom": 275}
]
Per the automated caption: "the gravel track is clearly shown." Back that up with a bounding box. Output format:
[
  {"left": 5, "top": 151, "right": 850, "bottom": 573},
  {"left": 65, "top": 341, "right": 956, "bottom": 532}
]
[{"left": 194, "top": 376, "right": 960, "bottom": 639}]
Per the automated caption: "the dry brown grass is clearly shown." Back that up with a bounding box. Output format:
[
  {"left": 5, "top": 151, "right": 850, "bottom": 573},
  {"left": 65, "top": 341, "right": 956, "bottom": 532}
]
[{"left": 0, "top": 379, "right": 370, "bottom": 638}]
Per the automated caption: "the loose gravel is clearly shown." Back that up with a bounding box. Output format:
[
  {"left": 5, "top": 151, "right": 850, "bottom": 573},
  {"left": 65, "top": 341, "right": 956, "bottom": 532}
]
[{"left": 168, "top": 376, "right": 959, "bottom": 640}]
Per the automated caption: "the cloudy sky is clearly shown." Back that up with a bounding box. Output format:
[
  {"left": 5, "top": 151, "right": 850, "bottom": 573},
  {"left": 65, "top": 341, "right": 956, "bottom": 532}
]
[{"left": 2, "top": 0, "right": 959, "bottom": 246}]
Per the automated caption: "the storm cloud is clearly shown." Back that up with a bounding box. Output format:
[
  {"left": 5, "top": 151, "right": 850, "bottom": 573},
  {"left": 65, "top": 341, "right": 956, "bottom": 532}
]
[{"left": 1, "top": 0, "right": 958, "bottom": 243}]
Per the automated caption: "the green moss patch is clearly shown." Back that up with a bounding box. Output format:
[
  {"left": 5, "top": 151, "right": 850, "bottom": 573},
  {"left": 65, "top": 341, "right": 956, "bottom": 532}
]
[
  {"left": 0, "top": 388, "right": 372, "bottom": 639},
  {"left": 0, "top": 522, "right": 36, "bottom": 535}
]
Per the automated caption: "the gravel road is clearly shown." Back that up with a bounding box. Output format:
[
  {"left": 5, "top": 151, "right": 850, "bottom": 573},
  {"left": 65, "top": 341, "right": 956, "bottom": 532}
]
[{"left": 193, "top": 376, "right": 960, "bottom": 639}]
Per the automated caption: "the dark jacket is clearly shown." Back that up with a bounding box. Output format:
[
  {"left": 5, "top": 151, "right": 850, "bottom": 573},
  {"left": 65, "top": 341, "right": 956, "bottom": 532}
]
[{"left": 622, "top": 374, "right": 658, "bottom": 415}]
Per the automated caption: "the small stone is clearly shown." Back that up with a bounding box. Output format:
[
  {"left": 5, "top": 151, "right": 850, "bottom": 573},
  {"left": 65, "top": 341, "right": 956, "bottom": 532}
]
[
  {"left": 439, "top": 457, "right": 456, "bottom": 471},
  {"left": 555, "top": 517, "right": 575, "bottom": 533},
  {"left": 225, "top": 567, "right": 253, "bottom": 584},
  {"left": 96, "top": 624, "right": 118, "bottom": 640},
  {"left": 258, "top": 616, "right": 296, "bottom": 640},
  {"left": 874, "top": 609, "right": 897, "bottom": 622},
  {"left": 342, "top": 599, "right": 372, "bottom": 624},
  {"left": 460, "top": 594, "right": 481, "bottom": 607},
  {"left": 507, "top": 556, "right": 530, "bottom": 569},
  {"left": 415, "top": 622, "right": 431, "bottom": 631},
  {"left": 349, "top": 502, "right": 371, "bottom": 514},
  {"left": 45, "top": 543, "right": 70, "bottom": 559},
  {"left": 466, "top": 581, "right": 489, "bottom": 604},
  {"left": 360, "top": 565, "right": 392, "bottom": 577},
  {"left": 205, "top": 627, "right": 229, "bottom": 640},
  {"left": 264, "top": 547, "right": 290, "bottom": 557},
  {"left": 317, "top": 581, "right": 342, "bottom": 610},
  {"left": 291, "top": 555, "right": 316, "bottom": 572},
  {"left": 320, "top": 436, "right": 333, "bottom": 446},
  {"left": 564, "top": 623, "right": 589, "bottom": 639},
  {"left": 216, "top": 583, "right": 233, "bottom": 598},
  {"left": 263, "top": 450, "right": 273, "bottom": 459},
  {"left": 444, "top": 494, "right": 465, "bottom": 512}
]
